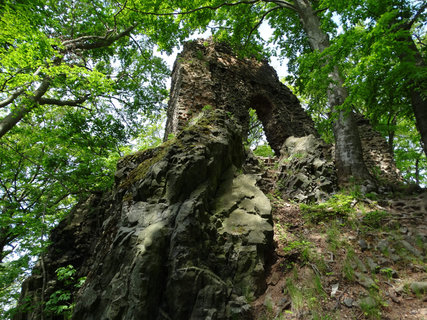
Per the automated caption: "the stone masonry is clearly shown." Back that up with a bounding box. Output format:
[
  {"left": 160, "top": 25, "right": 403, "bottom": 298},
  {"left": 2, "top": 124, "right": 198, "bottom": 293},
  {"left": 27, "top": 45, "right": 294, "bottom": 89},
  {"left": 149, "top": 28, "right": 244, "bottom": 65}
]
[{"left": 164, "top": 38, "right": 317, "bottom": 154}]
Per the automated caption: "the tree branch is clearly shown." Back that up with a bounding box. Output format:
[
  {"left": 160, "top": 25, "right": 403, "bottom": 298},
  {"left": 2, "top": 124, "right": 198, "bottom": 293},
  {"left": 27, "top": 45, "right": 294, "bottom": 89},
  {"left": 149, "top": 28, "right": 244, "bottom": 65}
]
[
  {"left": 114, "top": 0, "right": 128, "bottom": 28},
  {"left": 0, "top": 177, "right": 14, "bottom": 204},
  {"left": 407, "top": 3, "right": 427, "bottom": 29},
  {"left": 414, "top": 34, "right": 426, "bottom": 47},
  {"left": 0, "top": 67, "right": 43, "bottom": 109},
  {"left": 0, "top": 78, "right": 50, "bottom": 139},
  {"left": 262, "top": 0, "right": 296, "bottom": 11},
  {"left": 0, "top": 89, "right": 25, "bottom": 109},
  {"left": 128, "top": 0, "right": 261, "bottom": 16},
  {"left": 0, "top": 139, "right": 74, "bottom": 194},
  {"left": 37, "top": 94, "right": 90, "bottom": 107},
  {"left": 62, "top": 24, "right": 137, "bottom": 51},
  {"left": 314, "top": 7, "right": 328, "bottom": 15},
  {"left": 245, "top": 6, "right": 281, "bottom": 47}
]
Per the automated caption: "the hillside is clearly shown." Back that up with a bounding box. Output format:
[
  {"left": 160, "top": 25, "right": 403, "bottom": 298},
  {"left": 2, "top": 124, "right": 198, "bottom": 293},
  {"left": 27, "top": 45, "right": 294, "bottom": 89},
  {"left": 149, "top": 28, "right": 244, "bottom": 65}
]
[{"left": 253, "top": 156, "right": 427, "bottom": 320}]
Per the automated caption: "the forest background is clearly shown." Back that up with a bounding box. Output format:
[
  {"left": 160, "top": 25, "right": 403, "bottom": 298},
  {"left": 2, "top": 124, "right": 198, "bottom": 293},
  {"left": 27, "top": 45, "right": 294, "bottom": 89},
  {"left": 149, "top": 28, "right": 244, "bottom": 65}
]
[{"left": 0, "top": 0, "right": 425, "bottom": 317}]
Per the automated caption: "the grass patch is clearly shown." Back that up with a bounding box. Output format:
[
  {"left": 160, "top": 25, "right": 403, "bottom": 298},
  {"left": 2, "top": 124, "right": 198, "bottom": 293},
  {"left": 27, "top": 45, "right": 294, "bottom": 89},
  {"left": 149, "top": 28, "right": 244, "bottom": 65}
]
[
  {"left": 343, "top": 247, "right": 356, "bottom": 282},
  {"left": 300, "top": 193, "right": 355, "bottom": 223},
  {"left": 361, "top": 210, "right": 390, "bottom": 230},
  {"left": 359, "top": 289, "right": 388, "bottom": 320}
]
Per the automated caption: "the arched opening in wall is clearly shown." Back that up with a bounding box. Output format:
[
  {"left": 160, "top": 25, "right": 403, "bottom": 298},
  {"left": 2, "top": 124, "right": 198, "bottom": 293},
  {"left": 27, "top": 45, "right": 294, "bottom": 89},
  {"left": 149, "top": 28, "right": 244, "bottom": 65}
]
[{"left": 248, "top": 95, "right": 276, "bottom": 157}]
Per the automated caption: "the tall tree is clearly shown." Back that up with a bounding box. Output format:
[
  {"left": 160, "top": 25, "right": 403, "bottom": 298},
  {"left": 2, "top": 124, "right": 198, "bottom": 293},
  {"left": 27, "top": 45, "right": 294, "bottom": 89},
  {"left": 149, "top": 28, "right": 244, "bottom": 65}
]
[
  {"left": 0, "top": 0, "right": 170, "bottom": 314},
  {"left": 0, "top": 0, "right": 171, "bottom": 138},
  {"left": 336, "top": 0, "right": 427, "bottom": 157},
  {"left": 290, "top": 0, "right": 373, "bottom": 186}
]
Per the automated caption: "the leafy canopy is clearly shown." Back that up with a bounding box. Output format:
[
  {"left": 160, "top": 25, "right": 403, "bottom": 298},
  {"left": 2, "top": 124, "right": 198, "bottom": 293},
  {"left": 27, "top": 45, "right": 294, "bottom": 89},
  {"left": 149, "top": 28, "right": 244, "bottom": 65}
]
[{"left": 1, "top": 0, "right": 426, "bottom": 317}]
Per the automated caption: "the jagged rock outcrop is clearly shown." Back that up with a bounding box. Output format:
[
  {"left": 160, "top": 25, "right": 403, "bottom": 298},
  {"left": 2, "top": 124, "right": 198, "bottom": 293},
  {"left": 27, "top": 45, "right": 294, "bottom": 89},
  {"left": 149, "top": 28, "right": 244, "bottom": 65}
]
[
  {"left": 14, "top": 38, "right": 406, "bottom": 320},
  {"left": 277, "top": 135, "right": 337, "bottom": 203},
  {"left": 15, "top": 38, "right": 320, "bottom": 320},
  {"left": 275, "top": 126, "right": 402, "bottom": 202},
  {"left": 15, "top": 110, "right": 273, "bottom": 320},
  {"left": 164, "top": 38, "right": 317, "bottom": 154}
]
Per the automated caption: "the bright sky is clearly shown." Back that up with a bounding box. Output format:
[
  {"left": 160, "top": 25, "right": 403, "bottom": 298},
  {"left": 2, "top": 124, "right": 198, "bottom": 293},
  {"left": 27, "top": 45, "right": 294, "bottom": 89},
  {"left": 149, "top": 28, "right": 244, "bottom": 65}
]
[{"left": 154, "top": 21, "right": 289, "bottom": 88}]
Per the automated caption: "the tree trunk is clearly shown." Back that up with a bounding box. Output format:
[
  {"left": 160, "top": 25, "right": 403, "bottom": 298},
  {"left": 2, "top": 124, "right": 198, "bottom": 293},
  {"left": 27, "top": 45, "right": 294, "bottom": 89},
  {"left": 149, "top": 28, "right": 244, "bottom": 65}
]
[
  {"left": 387, "top": 114, "right": 397, "bottom": 155},
  {"left": 406, "top": 37, "right": 427, "bottom": 157},
  {"left": 0, "top": 104, "right": 34, "bottom": 139},
  {"left": 0, "top": 226, "right": 12, "bottom": 264},
  {"left": 293, "top": 0, "right": 374, "bottom": 186}
]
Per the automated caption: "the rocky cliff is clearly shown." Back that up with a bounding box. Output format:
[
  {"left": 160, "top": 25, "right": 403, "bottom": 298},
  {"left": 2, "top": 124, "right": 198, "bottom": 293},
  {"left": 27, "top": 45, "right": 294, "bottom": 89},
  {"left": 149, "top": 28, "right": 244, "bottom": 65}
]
[
  {"left": 13, "top": 39, "right": 408, "bottom": 320},
  {"left": 15, "top": 109, "right": 276, "bottom": 320}
]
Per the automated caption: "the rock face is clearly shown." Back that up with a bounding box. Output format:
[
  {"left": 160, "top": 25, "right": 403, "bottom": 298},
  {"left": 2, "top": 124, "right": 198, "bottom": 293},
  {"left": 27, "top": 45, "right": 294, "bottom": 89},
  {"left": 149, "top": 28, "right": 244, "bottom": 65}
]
[
  {"left": 277, "top": 135, "right": 337, "bottom": 202},
  {"left": 14, "top": 39, "right": 404, "bottom": 320},
  {"left": 15, "top": 38, "right": 319, "bottom": 320},
  {"left": 14, "top": 192, "right": 111, "bottom": 319},
  {"left": 15, "top": 110, "right": 273, "bottom": 320},
  {"left": 164, "top": 38, "right": 317, "bottom": 154}
]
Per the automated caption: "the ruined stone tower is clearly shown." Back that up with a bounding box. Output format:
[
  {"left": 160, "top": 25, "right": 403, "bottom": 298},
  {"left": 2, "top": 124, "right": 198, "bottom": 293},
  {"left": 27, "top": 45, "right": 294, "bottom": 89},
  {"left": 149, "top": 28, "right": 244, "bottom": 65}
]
[{"left": 164, "top": 39, "right": 317, "bottom": 153}]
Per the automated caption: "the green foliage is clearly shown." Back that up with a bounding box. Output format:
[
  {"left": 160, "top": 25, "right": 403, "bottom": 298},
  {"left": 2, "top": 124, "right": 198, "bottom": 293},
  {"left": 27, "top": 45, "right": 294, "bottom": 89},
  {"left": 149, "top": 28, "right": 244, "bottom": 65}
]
[
  {"left": 0, "top": 105, "right": 124, "bottom": 315},
  {"left": 300, "top": 193, "right": 355, "bottom": 223},
  {"left": 326, "top": 221, "right": 341, "bottom": 253},
  {"left": 362, "top": 210, "right": 390, "bottom": 229},
  {"left": 359, "top": 290, "right": 386, "bottom": 320},
  {"left": 392, "top": 118, "right": 427, "bottom": 186},
  {"left": 285, "top": 278, "right": 304, "bottom": 312},
  {"left": 246, "top": 108, "right": 269, "bottom": 150},
  {"left": 275, "top": 223, "right": 289, "bottom": 243},
  {"left": 253, "top": 144, "right": 275, "bottom": 157},
  {"left": 56, "top": 265, "right": 77, "bottom": 284},
  {"left": 202, "top": 104, "right": 213, "bottom": 112},
  {"left": 284, "top": 269, "right": 328, "bottom": 317},
  {"left": 283, "top": 240, "right": 312, "bottom": 262},
  {"left": 0, "top": 0, "right": 171, "bottom": 314},
  {"left": 45, "top": 265, "right": 86, "bottom": 318},
  {"left": 379, "top": 267, "right": 394, "bottom": 280},
  {"left": 343, "top": 247, "right": 356, "bottom": 282},
  {"left": 135, "top": 111, "right": 166, "bottom": 151}
]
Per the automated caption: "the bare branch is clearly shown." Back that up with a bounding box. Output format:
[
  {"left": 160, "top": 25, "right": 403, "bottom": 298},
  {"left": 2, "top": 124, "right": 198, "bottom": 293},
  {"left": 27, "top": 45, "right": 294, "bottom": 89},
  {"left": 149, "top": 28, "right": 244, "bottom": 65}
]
[
  {"left": 407, "top": 3, "right": 427, "bottom": 28},
  {"left": 245, "top": 6, "right": 281, "bottom": 47},
  {"left": 262, "top": 0, "right": 296, "bottom": 11},
  {"left": 128, "top": 0, "right": 261, "bottom": 16}
]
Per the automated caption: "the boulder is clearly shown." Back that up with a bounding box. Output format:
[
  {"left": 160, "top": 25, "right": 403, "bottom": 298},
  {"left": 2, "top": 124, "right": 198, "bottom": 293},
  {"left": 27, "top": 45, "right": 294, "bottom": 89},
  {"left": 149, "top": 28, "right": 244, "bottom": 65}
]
[{"left": 277, "top": 135, "right": 337, "bottom": 203}]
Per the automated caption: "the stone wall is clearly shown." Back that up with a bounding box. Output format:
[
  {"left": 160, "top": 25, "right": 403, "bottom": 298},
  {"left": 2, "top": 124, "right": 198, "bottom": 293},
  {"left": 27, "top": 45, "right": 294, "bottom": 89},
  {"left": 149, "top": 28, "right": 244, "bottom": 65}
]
[
  {"left": 164, "top": 39, "right": 317, "bottom": 154},
  {"left": 356, "top": 116, "right": 402, "bottom": 185}
]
